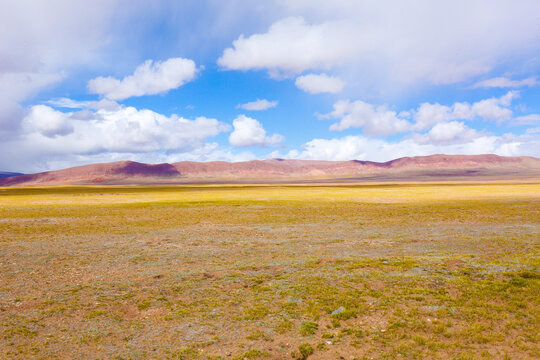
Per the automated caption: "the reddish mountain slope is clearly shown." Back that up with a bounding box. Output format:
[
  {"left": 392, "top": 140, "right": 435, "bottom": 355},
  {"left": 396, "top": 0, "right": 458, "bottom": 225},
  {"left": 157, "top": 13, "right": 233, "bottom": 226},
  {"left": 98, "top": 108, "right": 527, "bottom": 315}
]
[
  {"left": 385, "top": 154, "right": 534, "bottom": 168},
  {"left": 1, "top": 155, "right": 539, "bottom": 186},
  {"left": 172, "top": 154, "right": 540, "bottom": 178},
  {"left": 172, "top": 159, "right": 379, "bottom": 177},
  {"left": 0, "top": 161, "right": 179, "bottom": 186}
]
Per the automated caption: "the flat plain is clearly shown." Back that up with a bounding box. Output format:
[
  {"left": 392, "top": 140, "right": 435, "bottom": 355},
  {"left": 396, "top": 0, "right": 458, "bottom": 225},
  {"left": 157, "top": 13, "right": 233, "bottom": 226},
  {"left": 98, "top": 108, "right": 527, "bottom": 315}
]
[{"left": 0, "top": 183, "right": 539, "bottom": 359}]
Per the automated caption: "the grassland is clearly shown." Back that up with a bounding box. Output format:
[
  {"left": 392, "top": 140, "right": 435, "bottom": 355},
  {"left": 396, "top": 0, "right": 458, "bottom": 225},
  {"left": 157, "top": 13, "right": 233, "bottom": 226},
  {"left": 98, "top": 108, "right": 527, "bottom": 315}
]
[{"left": 0, "top": 183, "right": 539, "bottom": 359}]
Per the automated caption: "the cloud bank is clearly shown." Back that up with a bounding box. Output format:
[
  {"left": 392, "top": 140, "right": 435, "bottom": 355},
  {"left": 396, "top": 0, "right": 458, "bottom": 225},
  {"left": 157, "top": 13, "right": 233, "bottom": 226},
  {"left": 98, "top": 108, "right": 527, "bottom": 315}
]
[
  {"left": 220, "top": 2, "right": 540, "bottom": 88},
  {"left": 0, "top": 104, "right": 230, "bottom": 172},
  {"left": 272, "top": 133, "right": 539, "bottom": 163}
]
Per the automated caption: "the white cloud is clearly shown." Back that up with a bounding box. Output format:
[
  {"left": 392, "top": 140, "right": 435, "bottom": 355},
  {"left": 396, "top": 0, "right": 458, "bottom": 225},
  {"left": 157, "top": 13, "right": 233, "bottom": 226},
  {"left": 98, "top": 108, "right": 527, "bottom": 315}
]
[
  {"left": 318, "top": 91, "right": 523, "bottom": 138},
  {"left": 413, "top": 103, "right": 453, "bottom": 131},
  {"left": 515, "top": 114, "right": 540, "bottom": 124},
  {"left": 272, "top": 133, "right": 539, "bottom": 162},
  {"left": 473, "top": 76, "right": 538, "bottom": 88},
  {"left": 23, "top": 105, "right": 73, "bottom": 137},
  {"left": 295, "top": 135, "right": 490, "bottom": 161},
  {"left": 46, "top": 97, "right": 120, "bottom": 111},
  {"left": 0, "top": 72, "right": 64, "bottom": 105},
  {"left": 0, "top": 101, "right": 24, "bottom": 137},
  {"left": 88, "top": 58, "right": 198, "bottom": 100},
  {"left": 470, "top": 99, "right": 511, "bottom": 122},
  {"left": 469, "top": 91, "right": 517, "bottom": 121},
  {"left": 237, "top": 99, "right": 278, "bottom": 111},
  {"left": 218, "top": 17, "right": 355, "bottom": 77},
  {"left": 295, "top": 73, "right": 345, "bottom": 94},
  {"left": 0, "top": 1, "right": 119, "bottom": 72},
  {"left": 0, "top": 72, "right": 64, "bottom": 137},
  {"left": 322, "top": 100, "right": 411, "bottom": 136},
  {"left": 414, "top": 121, "right": 481, "bottom": 145},
  {"left": 412, "top": 91, "right": 519, "bottom": 130},
  {"left": 0, "top": 105, "right": 231, "bottom": 172},
  {"left": 219, "top": 2, "right": 540, "bottom": 88},
  {"left": 451, "top": 102, "right": 475, "bottom": 121},
  {"left": 172, "top": 144, "right": 257, "bottom": 164},
  {"left": 46, "top": 97, "right": 90, "bottom": 109},
  {"left": 229, "top": 115, "right": 284, "bottom": 147}
]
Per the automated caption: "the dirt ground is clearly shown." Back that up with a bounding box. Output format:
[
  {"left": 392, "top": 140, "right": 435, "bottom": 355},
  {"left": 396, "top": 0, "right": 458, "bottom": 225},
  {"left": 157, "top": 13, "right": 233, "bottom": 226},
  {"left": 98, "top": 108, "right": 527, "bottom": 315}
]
[{"left": 0, "top": 183, "right": 539, "bottom": 359}]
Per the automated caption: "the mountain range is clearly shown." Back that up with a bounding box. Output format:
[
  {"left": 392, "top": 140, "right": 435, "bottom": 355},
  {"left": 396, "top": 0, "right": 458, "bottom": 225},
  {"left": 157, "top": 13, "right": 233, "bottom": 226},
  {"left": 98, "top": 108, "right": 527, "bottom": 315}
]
[
  {"left": 1, "top": 154, "right": 540, "bottom": 186},
  {"left": 0, "top": 172, "right": 24, "bottom": 179}
]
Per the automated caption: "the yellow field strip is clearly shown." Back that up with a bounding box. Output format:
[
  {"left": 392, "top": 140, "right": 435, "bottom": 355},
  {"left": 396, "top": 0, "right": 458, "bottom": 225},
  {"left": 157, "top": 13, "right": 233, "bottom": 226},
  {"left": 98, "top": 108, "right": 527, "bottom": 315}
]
[{"left": 1, "top": 182, "right": 539, "bottom": 207}]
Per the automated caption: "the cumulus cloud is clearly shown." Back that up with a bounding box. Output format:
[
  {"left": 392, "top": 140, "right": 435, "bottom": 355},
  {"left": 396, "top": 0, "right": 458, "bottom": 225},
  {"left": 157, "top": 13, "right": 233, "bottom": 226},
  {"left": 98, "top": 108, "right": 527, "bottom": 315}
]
[
  {"left": 0, "top": 72, "right": 64, "bottom": 138},
  {"left": 321, "top": 100, "right": 411, "bottom": 136},
  {"left": 229, "top": 115, "right": 284, "bottom": 147},
  {"left": 23, "top": 105, "right": 74, "bottom": 137},
  {"left": 413, "top": 103, "right": 454, "bottom": 131},
  {"left": 414, "top": 121, "right": 481, "bottom": 145},
  {"left": 0, "top": 104, "right": 231, "bottom": 172},
  {"left": 219, "top": 2, "right": 540, "bottom": 88},
  {"left": 317, "top": 91, "right": 522, "bottom": 137},
  {"left": 218, "top": 17, "right": 355, "bottom": 77},
  {"left": 295, "top": 73, "right": 345, "bottom": 94},
  {"left": 473, "top": 76, "right": 538, "bottom": 88},
  {"left": 88, "top": 58, "right": 198, "bottom": 100},
  {"left": 471, "top": 96, "right": 514, "bottom": 121},
  {"left": 237, "top": 99, "right": 278, "bottom": 111},
  {"left": 412, "top": 91, "right": 519, "bottom": 130},
  {"left": 78, "top": 106, "right": 228, "bottom": 153}
]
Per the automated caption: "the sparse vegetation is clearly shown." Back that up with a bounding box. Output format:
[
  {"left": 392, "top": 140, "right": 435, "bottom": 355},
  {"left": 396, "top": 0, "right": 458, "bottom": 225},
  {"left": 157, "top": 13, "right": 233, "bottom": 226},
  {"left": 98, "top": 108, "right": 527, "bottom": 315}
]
[
  {"left": 294, "top": 343, "right": 314, "bottom": 359},
  {"left": 300, "top": 321, "right": 319, "bottom": 336},
  {"left": 0, "top": 183, "right": 539, "bottom": 358}
]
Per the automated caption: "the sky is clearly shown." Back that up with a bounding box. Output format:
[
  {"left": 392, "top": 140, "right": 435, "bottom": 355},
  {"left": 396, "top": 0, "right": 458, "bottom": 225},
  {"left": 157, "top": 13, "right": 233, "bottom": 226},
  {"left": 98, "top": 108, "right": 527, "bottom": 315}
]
[{"left": 1, "top": 0, "right": 540, "bottom": 173}]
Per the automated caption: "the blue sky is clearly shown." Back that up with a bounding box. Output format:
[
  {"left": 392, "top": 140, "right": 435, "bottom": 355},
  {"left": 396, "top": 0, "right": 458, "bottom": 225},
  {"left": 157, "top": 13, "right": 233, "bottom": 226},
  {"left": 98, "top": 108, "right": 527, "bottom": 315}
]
[{"left": 1, "top": 0, "right": 540, "bottom": 173}]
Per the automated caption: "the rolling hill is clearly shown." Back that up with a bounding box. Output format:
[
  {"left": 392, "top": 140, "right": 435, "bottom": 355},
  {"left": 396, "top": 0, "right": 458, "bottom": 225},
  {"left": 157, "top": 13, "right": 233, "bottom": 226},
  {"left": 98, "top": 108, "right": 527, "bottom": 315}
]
[{"left": 1, "top": 154, "right": 539, "bottom": 186}]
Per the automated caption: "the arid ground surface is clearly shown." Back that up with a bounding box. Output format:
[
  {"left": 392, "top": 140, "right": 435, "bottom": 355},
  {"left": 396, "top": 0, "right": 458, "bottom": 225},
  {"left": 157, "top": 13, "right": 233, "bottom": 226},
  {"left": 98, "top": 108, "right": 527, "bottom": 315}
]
[{"left": 0, "top": 183, "right": 539, "bottom": 359}]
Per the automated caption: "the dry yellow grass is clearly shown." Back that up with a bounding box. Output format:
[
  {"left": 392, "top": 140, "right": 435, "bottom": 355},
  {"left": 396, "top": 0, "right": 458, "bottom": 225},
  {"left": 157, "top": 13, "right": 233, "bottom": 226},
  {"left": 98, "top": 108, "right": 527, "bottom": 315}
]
[{"left": 1, "top": 182, "right": 539, "bottom": 206}]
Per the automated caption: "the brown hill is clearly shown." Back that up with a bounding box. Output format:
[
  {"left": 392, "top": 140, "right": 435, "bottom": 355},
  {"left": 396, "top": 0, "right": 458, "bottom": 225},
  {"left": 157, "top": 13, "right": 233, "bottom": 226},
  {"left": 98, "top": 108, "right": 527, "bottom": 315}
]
[
  {"left": 172, "top": 159, "right": 378, "bottom": 178},
  {"left": 1, "top": 154, "right": 540, "bottom": 186},
  {"left": 0, "top": 161, "right": 178, "bottom": 186},
  {"left": 385, "top": 154, "right": 533, "bottom": 168}
]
